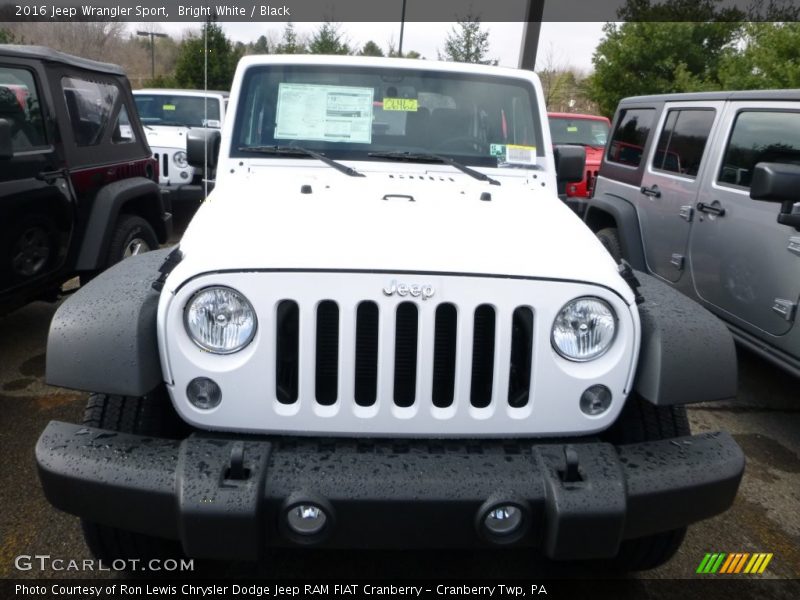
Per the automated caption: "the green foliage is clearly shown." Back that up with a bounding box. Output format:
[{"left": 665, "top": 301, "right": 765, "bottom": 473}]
[
  {"left": 0, "top": 28, "right": 15, "bottom": 44},
  {"left": 359, "top": 40, "right": 384, "bottom": 57},
  {"left": 174, "top": 22, "right": 241, "bottom": 90},
  {"left": 143, "top": 74, "right": 178, "bottom": 88},
  {"left": 616, "top": 0, "right": 745, "bottom": 21},
  {"left": 439, "top": 17, "right": 495, "bottom": 65},
  {"left": 587, "top": 20, "right": 740, "bottom": 116},
  {"left": 308, "top": 21, "right": 351, "bottom": 55},
  {"left": 252, "top": 35, "right": 270, "bottom": 54},
  {"left": 718, "top": 23, "right": 800, "bottom": 89},
  {"left": 274, "top": 22, "right": 304, "bottom": 54}
]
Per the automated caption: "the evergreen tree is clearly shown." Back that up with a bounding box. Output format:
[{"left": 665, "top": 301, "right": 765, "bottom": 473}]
[
  {"left": 252, "top": 35, "right": 270, "bottom": 54},
  {"left": 308, "top": 21, "right": 351, "bottom": 55},
  {"left": 359, "top": 40, "right": 384, "bottom": 57},
  {"left": 174, "top": 21, "right": 241, "bottom": 90},
  {"left": 439, "top": 17, "right": 495, "bottom": 65},
  {"left": 274, "top": 22, "right": 304, "bottom": 54}
]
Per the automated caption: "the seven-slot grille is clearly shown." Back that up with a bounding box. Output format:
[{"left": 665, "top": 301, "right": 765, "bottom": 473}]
[{"left": 273, "top": 299, "right": 534, "bottom": 411}]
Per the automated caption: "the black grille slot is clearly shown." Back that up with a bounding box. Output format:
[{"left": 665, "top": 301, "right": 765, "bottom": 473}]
[
  {"left": 354, "top": 301, "right": 379, "bottom": 407},
  {"left": 275, "top": 300, "right": 299, "bottom": 404},
  {"left": 315, "top": 301, "right": 339, "bottom": 406},
  {"left": 432, "top": 303, "right": 457, "bottom": 408},
  {"left": 393, "top": 302, "right": 418, "bottom": 407},
  {"left": 162, "top": 152, "right": 169, "bottom": 177},
  {"left": 508, "top": 307, "right": 533, "bottom": 408},
  {"left": 470, "top": 304, "right": 496, "bottom": 408}
]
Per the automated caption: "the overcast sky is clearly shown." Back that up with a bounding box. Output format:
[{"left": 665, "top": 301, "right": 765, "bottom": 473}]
[{"left": 138, "top": 21, "right": 608, "bottom": 73}]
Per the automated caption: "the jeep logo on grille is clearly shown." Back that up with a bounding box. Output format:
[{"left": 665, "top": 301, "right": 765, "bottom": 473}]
[{"left": 383, "top": 280, "right": 435, "bottom": 300}]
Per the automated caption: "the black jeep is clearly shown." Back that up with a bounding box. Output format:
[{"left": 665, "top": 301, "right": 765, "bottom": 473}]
[{"left": 0, "top": 45, "right": 171, "bottom": 314}]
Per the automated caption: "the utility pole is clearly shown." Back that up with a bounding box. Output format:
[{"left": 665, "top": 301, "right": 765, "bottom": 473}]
[
  {"left": 519, "top": 1, "right": 544, "bottom": 70},
  {"left": 137, "top": 30, "right": 168, "bottom": 81},
  {"left": 398, "top": 0, "right": 407, "bottom": 57}
]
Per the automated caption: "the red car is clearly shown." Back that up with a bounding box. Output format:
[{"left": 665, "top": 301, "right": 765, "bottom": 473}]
[{"left": 548, "top": 112, "right": 610, "bottom": 209}]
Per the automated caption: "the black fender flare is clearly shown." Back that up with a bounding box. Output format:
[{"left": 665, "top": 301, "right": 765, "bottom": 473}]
[
  {"left": 584, "top": 194, "right": 647, "bottom": 271},
  {"left": 75, "top": 177, "right": 169, "bottom": 271},
  {"left": 633, "top": 272, "right": 738, "bottom": 405},
  {"left": 47, "top": 249, "right": 170, "bottom": 397}
]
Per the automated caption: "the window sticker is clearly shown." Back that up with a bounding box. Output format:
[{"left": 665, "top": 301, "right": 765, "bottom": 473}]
[
  {"left": 383, "top": 98, "right": 418, "bottom": 112},
  {"left": 163, "top": 104, "right": 176, "bottom": 111},
  {"left": 489, "top": 143, "right": 506, "bottom": 157},
  {"left": 505, "top": 144, "right": 537, "bottom": 165},
  {"left": 275, "top": 83, "right": 374, "bottom": 144},
  {"left": 567, "top": 126, "right": 578, "bottom": 132}
]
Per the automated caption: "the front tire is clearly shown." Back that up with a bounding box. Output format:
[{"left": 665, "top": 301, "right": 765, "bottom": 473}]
[
  {"left": 603, "top": 395, "right": 691, "bottom": 571},
  {"left": 80, "top": 390, "right": 188, "bottom": 561},
  {"left": 106, "top": 215, "right": 158, "bottom": 268},
  {"left": 596, "top": 227, "right": 622, "bottom": 263}
]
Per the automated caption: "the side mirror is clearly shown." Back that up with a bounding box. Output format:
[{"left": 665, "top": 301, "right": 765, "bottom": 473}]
[
  {"left": 750, "top": 162, "right": 800, "bottom": 230},
  {"left": 186, "top": 128, "right": 221, "bottom": 170},
  {"left": 0, "top": 119, "right": 13, "bottom": 160},
  {"left": 554, "top": 144, "right": 586, "bottom": 198}
]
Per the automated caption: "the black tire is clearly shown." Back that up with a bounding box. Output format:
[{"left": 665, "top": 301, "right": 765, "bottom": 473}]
[
  {"left": 106, "top": 214, "right": 158, "bottom": 268},
  {"left": 5, "top": 214, "right": 59, "bottom": 280},
  {"left": 596, "top": 227, "right": 622, "bottom": 263},
  {"left": 80, "top": 389, "right": 189, "bottom": 561},
  {"left": 603, "top": 395, "right": 691, "bottom": 571}
]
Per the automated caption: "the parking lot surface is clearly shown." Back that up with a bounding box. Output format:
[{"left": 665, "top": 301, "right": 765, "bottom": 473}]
[{"left": 0, "top": 206, "right": 798, "bottom": 585}]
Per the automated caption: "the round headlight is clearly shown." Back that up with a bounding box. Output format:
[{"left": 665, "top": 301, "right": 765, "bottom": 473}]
[
  {"left": 173, "top": 150, "right": 188, "bottom": 169},
  {"left": 552, "top": 297, "right": 616, "bottom": 361},
  {"left": 184, "top": 286, "right": 257, "bottom": 354}
]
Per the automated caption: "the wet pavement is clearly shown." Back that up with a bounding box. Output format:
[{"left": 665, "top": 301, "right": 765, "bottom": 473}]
[{"left": 0, "top": 202, "right": 798, "bottom": 586}]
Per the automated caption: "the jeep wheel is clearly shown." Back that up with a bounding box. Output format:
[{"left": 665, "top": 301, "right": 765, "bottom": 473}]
[
  {"left": 9, "top": 216, "right": 58, "bottom": 279},
  {"left": 80, "top": 389, "right": 189, "bottom": 561},
  {"left": 596, "top": 227, "right": 622, "bottom": 263},
  {"left": 106, "top": 215, "right": 158, "bottom": 268},
  {"left": 604, "top": 395, "right": 691, "bottom": 571}
]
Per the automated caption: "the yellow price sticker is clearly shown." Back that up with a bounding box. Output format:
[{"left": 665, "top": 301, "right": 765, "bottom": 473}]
[
  {"left": 567, "top": 126, "right": 578, "bottom": 132},
  {"left": 383, "top": 98, "right": 418, "bottom": 112},
  {"left": 163, "top": 104, "right": 176, "bottom": 111}
]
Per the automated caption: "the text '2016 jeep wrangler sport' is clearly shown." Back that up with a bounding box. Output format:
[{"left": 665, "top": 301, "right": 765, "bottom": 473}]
[{"left": 36, "top": 56, "right": 744, "bottom": 571}]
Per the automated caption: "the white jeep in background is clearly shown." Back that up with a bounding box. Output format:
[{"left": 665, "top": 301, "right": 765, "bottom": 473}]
[
  {"left": 133, "top": 88, "right": 229, "bottom": 202},
  {"left": 38, "top": 56, "right": 744, "bottom": 571}
]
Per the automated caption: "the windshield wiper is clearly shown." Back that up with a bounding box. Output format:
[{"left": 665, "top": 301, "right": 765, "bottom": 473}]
[
  {"left": 239, "top": 145, "right": 365, "bottom": 178},
  {"left": 367, "top": 151, "right": 500, "bottom": 186}
]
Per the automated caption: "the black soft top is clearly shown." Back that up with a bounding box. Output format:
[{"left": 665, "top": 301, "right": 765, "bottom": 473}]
[{"left": 0, "top": 44, "right": 126, "bottom": 76}]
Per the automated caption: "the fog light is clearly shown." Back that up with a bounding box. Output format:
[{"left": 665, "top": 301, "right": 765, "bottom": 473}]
[
  {"left": 580, "top": 384, "right": 612, "bottom": 416},
  {"left": 286, "top": 504, "right": 328, "bottom": 536},
  {"left": 180, "top": 171, "right": 190, "bottom": 179},
  {"left": 186, "top": 377, "right": 222, "bottom": 410},
  {"left": 483, "top": 505, "right": 523, "bottom": 537}
]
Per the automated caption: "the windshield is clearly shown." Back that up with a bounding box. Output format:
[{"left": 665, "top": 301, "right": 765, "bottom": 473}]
[
  {"left": 232, "top": 65, "right": 542, "bottom": 167},
  {"left": 134, "top": 94, "right": 221, "bottom": 128},
  {"left": 549, "top": 116, "right": 609, "bottom": 147}
]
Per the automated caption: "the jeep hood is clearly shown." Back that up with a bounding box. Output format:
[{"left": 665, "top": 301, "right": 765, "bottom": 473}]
[
  {"left": 142, "top": 125, "right": 191, "bottom": 150},
  {"left": 169, "top": 170, "right": 630, "bottom": 301}
]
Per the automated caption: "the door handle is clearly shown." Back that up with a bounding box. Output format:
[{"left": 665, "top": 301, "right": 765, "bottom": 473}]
[
  {"left": 697, "top": 202, "right": 726, "bottom": 217},
  {"left": 640, "top": 184, "right": 661, "bottom": 198}
]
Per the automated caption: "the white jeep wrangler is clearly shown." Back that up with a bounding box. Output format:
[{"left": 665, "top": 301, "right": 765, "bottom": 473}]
[{"left": 37, "top": 56, "right": 744, "bottom": 571}]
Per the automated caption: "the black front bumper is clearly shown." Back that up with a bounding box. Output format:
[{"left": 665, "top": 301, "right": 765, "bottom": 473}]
[{"left": 36, "top": 422, "right": 744, "bottom": 561}]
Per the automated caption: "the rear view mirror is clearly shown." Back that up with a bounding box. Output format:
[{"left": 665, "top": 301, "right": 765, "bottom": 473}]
[
  {"left": 0, "top": 119, "right": 13, "bottom": 160},
  {"left": 187, "top": 128, "right": 221, "bottom": 169},
  {"left": 554, "top": 144, "right": 586, "bottom": 199},
  {"left": 750, "top": 162, "right": 800, "bottom": 230},
  {"left": 554, "top": 145, "right": 586, "bottom": 183}
]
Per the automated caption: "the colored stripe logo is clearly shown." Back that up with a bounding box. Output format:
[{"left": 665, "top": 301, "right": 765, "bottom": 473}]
[{"left": 696, "top": 552, "right": 773, "bottom": 574}]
